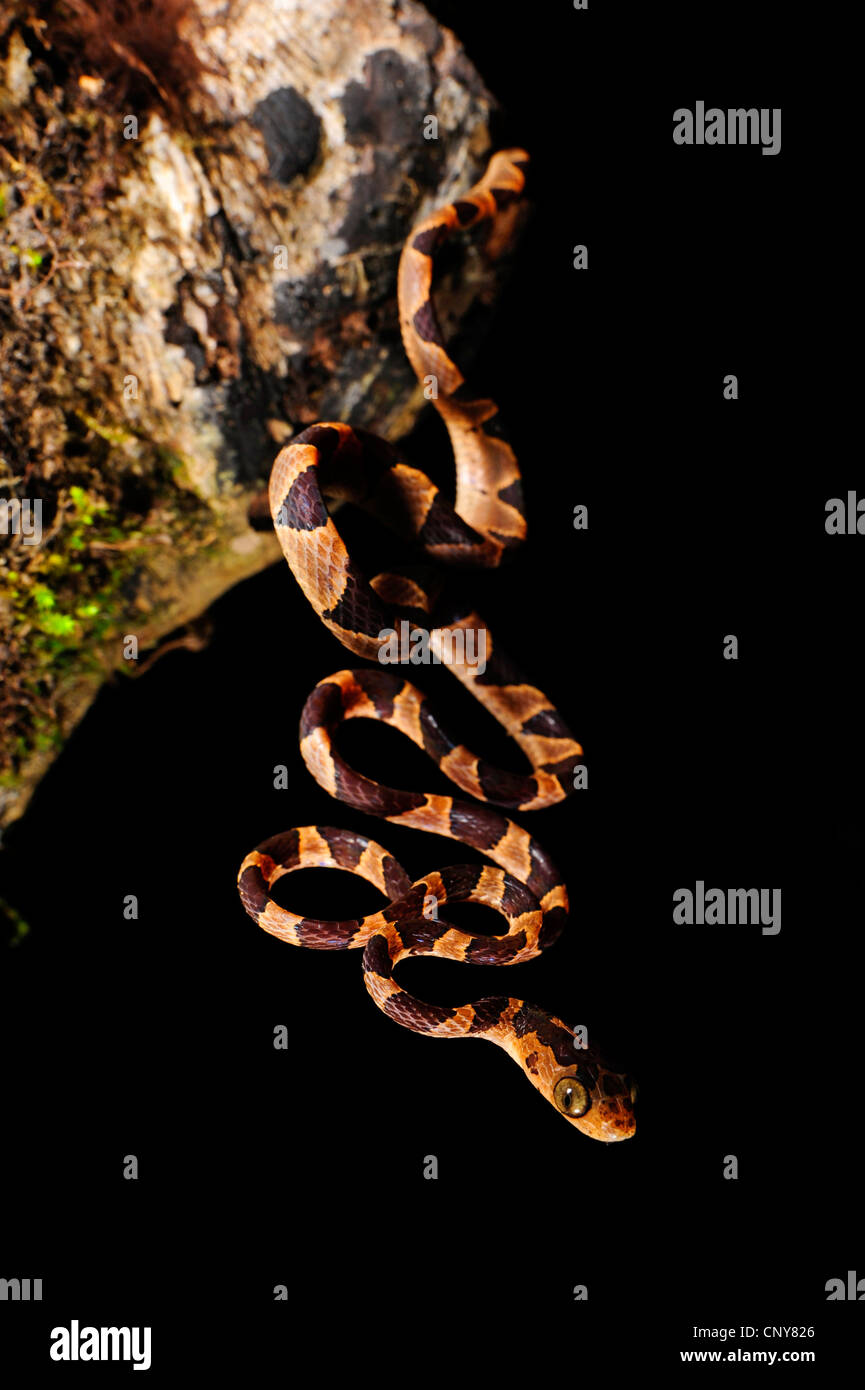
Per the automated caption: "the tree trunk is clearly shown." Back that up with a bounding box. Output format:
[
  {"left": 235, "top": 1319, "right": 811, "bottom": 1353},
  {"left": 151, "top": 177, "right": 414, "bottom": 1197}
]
[{"left": 0, "top": 0, "right": 517, "bottom": 829}]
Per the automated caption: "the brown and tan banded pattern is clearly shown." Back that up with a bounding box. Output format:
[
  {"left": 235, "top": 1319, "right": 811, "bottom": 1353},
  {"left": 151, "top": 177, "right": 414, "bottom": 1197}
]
[{"left": 238, "top": 152, "right": 636, "bottom": 1142}]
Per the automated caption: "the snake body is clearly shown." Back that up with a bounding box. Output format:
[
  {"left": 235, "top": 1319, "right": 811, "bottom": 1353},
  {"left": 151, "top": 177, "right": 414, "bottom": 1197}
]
[{"left": 237, "top": 151, "right": 636, "bottom": 1142}]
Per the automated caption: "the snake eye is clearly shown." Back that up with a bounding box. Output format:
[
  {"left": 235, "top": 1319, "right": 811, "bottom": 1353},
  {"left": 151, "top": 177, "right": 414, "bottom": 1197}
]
[{"left": 554, "top": 1075, "right": 590, "bottom": 1118}]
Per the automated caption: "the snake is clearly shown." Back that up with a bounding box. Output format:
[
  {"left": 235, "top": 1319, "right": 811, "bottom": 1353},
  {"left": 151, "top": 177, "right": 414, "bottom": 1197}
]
[{"left": 237, "top": 150, "right": 637, "bottom": 1142}]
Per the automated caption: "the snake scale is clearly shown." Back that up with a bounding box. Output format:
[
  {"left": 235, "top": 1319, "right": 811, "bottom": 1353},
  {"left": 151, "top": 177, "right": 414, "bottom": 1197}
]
[{"left": 237, "top": 150, "right": 637, "bottom": 1142}]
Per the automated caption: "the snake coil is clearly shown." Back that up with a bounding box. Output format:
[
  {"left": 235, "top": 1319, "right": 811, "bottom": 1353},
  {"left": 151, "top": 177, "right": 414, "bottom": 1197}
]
[{"left": 237, "top": 150, "right": 637, "bottom": 1142}]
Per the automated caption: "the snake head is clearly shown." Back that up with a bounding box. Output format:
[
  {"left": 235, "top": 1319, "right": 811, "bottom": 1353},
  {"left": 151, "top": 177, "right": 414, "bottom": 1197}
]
[
  {"left": 506, "top": 1004, "right": 637, "bottom": 1142},
  {"left": 549, "top": 1060, "right": 638, "bottom": 1143}
]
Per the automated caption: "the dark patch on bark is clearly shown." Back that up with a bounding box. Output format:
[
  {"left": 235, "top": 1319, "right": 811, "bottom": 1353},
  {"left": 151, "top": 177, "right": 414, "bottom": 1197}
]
[
  {"left": 339, "top": 151, "right": 414, "bottom": 252},
  {"left": 218, "top": 356, "right": 293, "bottom": 487},
  {"left": 163, "top": 295, "right": 207, "bottom": 379},
  {"left": 272, "top": 265, "right": 338, "bottom": 337},
  {"left": 251, "top": 86, "right": 321, "bottom": 184},
  {"left": 340, "top": 49, "right": 425, "bottom": 147},
  {"left": 404, "top": 12, "right": 444, "bottom": 60},
  {"left": 338, "top": 49, "right": 445, "bottom": 251}
]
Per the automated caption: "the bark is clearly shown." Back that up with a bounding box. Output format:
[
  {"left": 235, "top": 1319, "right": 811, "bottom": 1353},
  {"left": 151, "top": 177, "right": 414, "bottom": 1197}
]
[{"left": 0, "top": 0, "right": 517, "bottom": 828}]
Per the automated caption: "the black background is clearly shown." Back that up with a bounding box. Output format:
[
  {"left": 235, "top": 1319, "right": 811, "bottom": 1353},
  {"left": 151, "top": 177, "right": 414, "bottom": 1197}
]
[{"left": 1, "top": 0, "right": 860, "bottom": 1376}]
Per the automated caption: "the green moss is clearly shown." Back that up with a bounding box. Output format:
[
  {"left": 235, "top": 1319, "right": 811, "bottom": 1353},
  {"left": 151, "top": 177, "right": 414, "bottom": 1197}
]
[
  {"left": 38, "top": 611, "right": 78, "bottom": 637},
  {"left": 31, "top": 583, "right": 56, "bottom": 610},
  {"left": 5, "top": 242, "right": 44, "bottom": 268},
  {"left": 0, "top": 469, "right": 171, "bottom": 785},
  {"left": 73, "top": 414, "right": 137, "bottom": 450}
]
